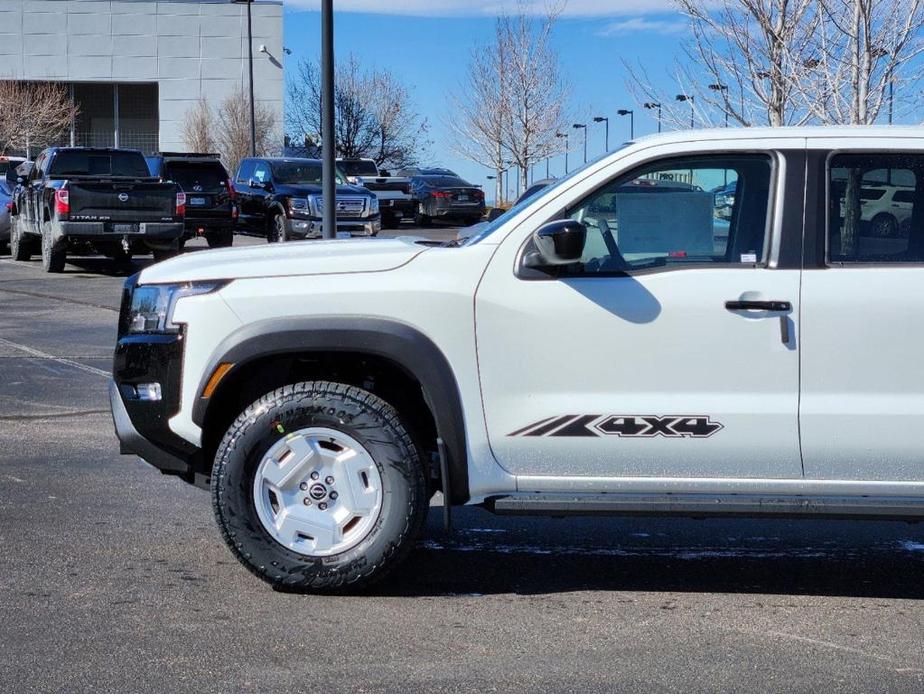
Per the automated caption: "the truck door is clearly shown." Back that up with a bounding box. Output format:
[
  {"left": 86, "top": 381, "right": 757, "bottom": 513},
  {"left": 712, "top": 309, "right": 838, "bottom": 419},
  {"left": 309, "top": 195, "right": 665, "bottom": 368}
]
[
  {"left": 234, "top": 159, "right": 259, "bottom": 232},
  {"left": 800, "top": 150, "right": 924, "bottom": 481},
  {"left": 475, "top": 151, "right": 805, "bottom": 481}
]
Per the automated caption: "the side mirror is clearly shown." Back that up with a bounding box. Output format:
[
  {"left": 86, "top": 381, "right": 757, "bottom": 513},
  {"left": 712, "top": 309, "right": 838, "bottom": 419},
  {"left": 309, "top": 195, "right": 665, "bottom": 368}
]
[{"left": 525, "top": 219, "right": 587, "bottom": 267}]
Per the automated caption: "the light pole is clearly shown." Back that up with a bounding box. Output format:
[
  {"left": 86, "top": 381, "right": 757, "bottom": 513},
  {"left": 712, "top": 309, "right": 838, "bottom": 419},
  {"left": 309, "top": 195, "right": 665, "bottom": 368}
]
[
  {"left": 231, "top": 0, "right": 256, "bottom": 156},
  {"left": 676, "top": 94, "right": 695, "bottom": 128},
  {"left": 642, "top": 101, "right": 661, "bottom": 132},
  {"left": 708, "top": 83, "right": 729, "bottom": 126},
  {"left": 320, "top": 0, "right": 336, "bottom": 238},
  {"left": 545, "top": 156, "right": 550, "bottom": 179},
  {"left": 556, "top": 131, "right": 569, "bottom": 174},
  {"left": 643, "top": 101, "right": 662, "bottom": 133},
  {"left": 593, "top": 116, "right": 609, "bottom": 151},
  {"left": 573, "top": 122, "right": 587, "bottom": 163},
  {"left": 616, "top": 109, "right": 634, "bottom": 140}
]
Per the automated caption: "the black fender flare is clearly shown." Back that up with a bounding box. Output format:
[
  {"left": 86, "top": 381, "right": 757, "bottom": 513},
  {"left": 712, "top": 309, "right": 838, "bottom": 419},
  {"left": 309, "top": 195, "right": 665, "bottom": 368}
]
[{"left": 192, "top": 317, "right": 470, "bottom": 504}]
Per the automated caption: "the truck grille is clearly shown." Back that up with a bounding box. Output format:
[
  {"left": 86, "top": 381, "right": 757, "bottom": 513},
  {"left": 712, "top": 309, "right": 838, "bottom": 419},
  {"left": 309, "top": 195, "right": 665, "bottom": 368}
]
[{"left": 334, "top": 197, "right": 367, "bottom": 218}]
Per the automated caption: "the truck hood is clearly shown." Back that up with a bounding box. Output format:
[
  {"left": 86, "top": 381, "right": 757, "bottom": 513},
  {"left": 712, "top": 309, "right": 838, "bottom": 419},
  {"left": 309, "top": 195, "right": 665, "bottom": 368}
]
[{"left": 138, "top": 237, "right": 429, "bottom": 284}]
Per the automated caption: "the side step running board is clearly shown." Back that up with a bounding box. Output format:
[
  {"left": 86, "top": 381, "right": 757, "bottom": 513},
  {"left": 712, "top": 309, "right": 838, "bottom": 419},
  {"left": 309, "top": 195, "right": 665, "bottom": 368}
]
[{"left": 487, "top": 493, "right": 924, "bottom": 521}]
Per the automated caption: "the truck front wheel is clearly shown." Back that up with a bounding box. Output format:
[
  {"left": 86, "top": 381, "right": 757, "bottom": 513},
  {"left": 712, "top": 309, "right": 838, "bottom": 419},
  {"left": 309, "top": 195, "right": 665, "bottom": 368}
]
[{"left": 211, "top": 381, "right": 429, "bottom": 593}]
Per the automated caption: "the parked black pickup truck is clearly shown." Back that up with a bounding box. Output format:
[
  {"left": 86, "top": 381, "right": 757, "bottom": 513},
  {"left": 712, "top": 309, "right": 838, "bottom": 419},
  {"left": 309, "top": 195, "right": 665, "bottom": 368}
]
[{"left": 9, "top": 147, "right": 185, "bottom": 272}]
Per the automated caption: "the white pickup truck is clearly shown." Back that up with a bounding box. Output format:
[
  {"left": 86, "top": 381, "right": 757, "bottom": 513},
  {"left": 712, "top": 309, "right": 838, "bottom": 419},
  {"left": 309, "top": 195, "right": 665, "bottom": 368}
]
[
  {"left": 337, "top": 158, "right": 415, "bottom": 229},
  {"left": 111, "top": 126, "right": 924, "bottom": 592}
]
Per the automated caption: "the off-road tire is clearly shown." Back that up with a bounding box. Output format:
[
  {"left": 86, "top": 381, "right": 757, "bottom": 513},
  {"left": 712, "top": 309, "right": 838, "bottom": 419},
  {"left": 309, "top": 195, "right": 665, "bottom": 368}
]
[
  {"left": 211, "top": 381, "right": 429, "bottom": 593},
  {"left": 40, "top": 222, "right": 66, "bottom": 273},
  {"left": 10, "top": 217, "right": 31, "bottom": 261}
]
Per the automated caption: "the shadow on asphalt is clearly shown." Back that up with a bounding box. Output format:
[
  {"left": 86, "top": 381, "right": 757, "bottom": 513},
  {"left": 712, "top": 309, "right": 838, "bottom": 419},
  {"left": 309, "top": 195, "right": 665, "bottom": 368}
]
[{"left": 374, "top": 509, "right": 924, "bottom": 600}]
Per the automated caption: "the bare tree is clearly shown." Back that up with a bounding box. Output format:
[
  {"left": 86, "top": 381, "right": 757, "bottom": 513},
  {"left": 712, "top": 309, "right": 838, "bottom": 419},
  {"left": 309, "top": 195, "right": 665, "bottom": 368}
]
[
  {"left": 800, "top": 0, "right": 924, "bottom": 125},
  {"left": 626, "top": 0, "right": 819, "bottom": 129},
  {"left": 447, "top": 20, "right": 510, "bottom": 204},
  {"left": 287, "top": 56, "right": 428, "bottom": 169},
  {"left": 213, "top": 86, "right": 277, "bottom": 176},
  {"left": 500, "top": 4, "right": 570, "bottom": 192},
  {"left": 0, "top": 80, "right": 77, "bottom": 156},
  {"left": 449, "top": 2, "right": 568, "bottom": 201},
  {"left": 181, "top": 98, "right": 215, "bottom": 154}
]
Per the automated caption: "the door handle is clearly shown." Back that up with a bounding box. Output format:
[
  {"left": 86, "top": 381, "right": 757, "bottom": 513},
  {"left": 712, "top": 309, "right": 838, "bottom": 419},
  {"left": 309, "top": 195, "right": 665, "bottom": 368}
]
[{"left": 725, "top": 300, "right": 792, "bottom": 312}]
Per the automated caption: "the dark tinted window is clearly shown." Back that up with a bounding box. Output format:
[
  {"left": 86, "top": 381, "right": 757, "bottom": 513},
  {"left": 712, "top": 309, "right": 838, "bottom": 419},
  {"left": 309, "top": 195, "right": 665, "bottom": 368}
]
[
  {"left": 49, "top": 150, "right": 151, "bottom": 177},
  {"left": 859, "top": 188, "right": 886, "bottom": 201},
  {"left": 271, "top": 161, "right": 345, "bottom": 185},
  {"left": 163, "top": 162, "right": 227, "bottom": 192},
  {"left": 562, "top": 155, "right": 772, "bottom": 273},
  {"left": 236, "top": 159, "right": 256, "bottom": 183},
  {"left": 418, "top": 176, "right": 469, "bottom": 187},
  {"left": 338, "top": 160, "right": 378, "bottom": 176},
  {"left": 828, "top": 153, "right": 924, "bottom": 263}
]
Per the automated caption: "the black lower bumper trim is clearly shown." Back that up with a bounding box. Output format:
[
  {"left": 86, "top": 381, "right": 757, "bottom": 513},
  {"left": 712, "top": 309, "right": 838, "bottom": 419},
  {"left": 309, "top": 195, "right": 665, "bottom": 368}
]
[{"left": 109, "top": 379, "right": 191, "bottom": 476}]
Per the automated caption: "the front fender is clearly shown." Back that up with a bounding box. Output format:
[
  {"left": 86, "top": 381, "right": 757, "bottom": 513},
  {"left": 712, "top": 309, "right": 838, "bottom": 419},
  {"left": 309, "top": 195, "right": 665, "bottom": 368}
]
[{"left": 192, "top": 317, "right": 470, "bottom": 504}]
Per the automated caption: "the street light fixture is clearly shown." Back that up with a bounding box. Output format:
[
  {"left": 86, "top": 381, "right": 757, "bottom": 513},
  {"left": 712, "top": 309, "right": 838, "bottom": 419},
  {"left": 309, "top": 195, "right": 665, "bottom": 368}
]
[
  {"left": 708, "top": 83, "right": 729, "bottom": 127},
  {"left": 556, "top": 131, "right": 569, "bottom": 173},
  {"left": 616, "top": 109, "right": 634, "bottom": 140},
  {"left": 675, "top": 94, "right": 695, "bottom": 128},
  {"left": 643, "top": 102, "right": 662, "bottom": 133},
  {"left": 573, "top": 122, "right": 588, "bottom": 163},
  {"left": 593, "top": 116, "right": 609, "bottom": 151},
  {"left": 231, "top": 0, "right": 256, "bottom": 157}
]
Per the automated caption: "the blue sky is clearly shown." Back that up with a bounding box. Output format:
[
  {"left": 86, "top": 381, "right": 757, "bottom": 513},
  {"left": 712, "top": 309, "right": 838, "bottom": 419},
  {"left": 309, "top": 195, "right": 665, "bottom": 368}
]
[{"left": 281, "top": 1, "right": 688, "bottom": 198}]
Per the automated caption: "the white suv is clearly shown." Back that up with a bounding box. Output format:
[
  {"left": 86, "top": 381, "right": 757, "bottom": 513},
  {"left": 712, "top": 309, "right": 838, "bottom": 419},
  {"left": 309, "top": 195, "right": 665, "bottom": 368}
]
[{"left": 111, "top": 126, "right": 924, "bottom": 592}]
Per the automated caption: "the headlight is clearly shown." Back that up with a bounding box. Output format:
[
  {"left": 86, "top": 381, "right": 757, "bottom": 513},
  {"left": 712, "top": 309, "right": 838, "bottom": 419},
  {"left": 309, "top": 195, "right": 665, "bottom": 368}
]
[
  {"left": 288, "top": 197, "right": 309, "bottom": 215},
  {"left": 306, "top": 195, "right": 322, "bottom": 217},
  {"left": 369, "top": 196, "right": 379, "bottom": 215},
  {"left": 126, "top": 281, "right": 227, "bottom": 334}
]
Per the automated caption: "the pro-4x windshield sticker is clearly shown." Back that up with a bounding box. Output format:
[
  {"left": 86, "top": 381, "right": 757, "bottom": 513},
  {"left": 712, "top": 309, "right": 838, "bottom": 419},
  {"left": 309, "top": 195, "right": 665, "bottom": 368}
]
[{"left": 509, "top": 415, "right": 723, "bottom": 438}]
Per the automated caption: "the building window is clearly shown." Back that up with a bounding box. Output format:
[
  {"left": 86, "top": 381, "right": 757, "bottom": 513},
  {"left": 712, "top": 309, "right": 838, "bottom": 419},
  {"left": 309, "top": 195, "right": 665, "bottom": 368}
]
[{"left": 73, "top": 82, "right": 159, "bottom": 154}]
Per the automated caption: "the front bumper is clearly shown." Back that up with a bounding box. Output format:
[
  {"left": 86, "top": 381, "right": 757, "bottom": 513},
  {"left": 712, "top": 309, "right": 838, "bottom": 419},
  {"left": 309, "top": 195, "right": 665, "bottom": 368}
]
[
  {"left": 287, "top": 216, "right": 381, "bottom": 239},
  {"left": 110, "top": 329, "right": 201, "bottom": 482}
]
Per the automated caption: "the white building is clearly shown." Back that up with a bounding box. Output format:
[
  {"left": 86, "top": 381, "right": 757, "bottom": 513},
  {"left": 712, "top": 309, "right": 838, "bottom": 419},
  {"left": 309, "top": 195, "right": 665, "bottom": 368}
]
[{"left": 0, "top": 0, "right": 284, "bottom": 153}]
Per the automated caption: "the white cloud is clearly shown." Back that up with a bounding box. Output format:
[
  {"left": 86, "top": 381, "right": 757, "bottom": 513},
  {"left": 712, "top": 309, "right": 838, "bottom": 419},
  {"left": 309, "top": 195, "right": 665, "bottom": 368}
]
[
  {"left": 283, "top": 0, "right": 677, "bottom": 17},
  {"left": 597, "top": 17, "right": 687, "bottom": 36}
]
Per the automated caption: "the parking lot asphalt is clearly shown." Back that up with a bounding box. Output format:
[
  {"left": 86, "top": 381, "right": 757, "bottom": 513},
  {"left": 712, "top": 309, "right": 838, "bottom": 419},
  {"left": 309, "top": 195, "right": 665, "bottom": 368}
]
[{"left": 2, "top": 229, "right": 924, "bottom": 693}]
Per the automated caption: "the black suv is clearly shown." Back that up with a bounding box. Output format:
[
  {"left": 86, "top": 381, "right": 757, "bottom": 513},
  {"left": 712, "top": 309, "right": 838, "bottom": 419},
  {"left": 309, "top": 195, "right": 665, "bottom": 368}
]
[
  {"left": 234, "top": 157, "right": 380, "bottom": 241},
  {"left": 146, "top": 153, "right": 236, "bottom": 248}
]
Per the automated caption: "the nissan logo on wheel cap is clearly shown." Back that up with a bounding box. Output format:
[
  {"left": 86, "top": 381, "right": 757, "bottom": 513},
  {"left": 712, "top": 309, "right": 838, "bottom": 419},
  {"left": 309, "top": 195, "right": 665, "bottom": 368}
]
[
  {"left": 118, "top": 193, "right": 129, "bottom": 202},
  {"left": 308, "top": 483, "right": 328, "bottom": 501}
]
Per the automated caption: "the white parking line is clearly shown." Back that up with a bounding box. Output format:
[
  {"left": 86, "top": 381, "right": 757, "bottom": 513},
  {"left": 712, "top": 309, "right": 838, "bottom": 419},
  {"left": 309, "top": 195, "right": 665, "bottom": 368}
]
[{"left": 0, "top": 336, "right": 110, "bottom": 378}]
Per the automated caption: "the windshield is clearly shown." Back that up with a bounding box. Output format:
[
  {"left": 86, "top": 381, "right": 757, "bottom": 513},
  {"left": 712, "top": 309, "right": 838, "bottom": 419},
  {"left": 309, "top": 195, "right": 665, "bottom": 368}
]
[
  {"left": 164, "top": 162, "right": 227, "bottom": 192},
  {"left": 338, "top": 160, "right": 378, "bottom": 177},
  {"left": 463, "top": 145, "right": 629, "bottom": 245},
  {"left": 50, "top": 151, "right": 151, "bottom": 178},
  {"left": 272, "top": 161, "right": 345, "bottom": 185}
]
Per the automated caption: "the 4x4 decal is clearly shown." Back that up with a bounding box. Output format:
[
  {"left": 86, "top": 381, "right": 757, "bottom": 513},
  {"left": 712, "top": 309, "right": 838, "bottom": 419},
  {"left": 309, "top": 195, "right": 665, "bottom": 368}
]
[{"left": 509, "top": 414, "right": 723, "bottom": 439}]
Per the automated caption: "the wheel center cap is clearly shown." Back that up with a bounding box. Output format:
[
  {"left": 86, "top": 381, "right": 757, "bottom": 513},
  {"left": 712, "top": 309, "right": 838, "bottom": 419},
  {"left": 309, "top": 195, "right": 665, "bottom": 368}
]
[{"left": 308, "top": 483, "right": 328, "bottom": 501}]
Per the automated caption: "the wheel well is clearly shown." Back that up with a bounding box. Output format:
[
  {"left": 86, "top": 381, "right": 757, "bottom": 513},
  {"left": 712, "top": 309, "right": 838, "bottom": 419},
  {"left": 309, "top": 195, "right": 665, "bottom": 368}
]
[{"left": 199, "top": 351, "right": 439, "bottom": 487}]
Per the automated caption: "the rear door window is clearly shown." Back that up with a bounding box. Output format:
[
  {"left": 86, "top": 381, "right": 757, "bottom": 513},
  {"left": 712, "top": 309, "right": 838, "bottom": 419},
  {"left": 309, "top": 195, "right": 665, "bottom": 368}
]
[{"left": 828, "top": 153, "right": 924, "bottom": 263}]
